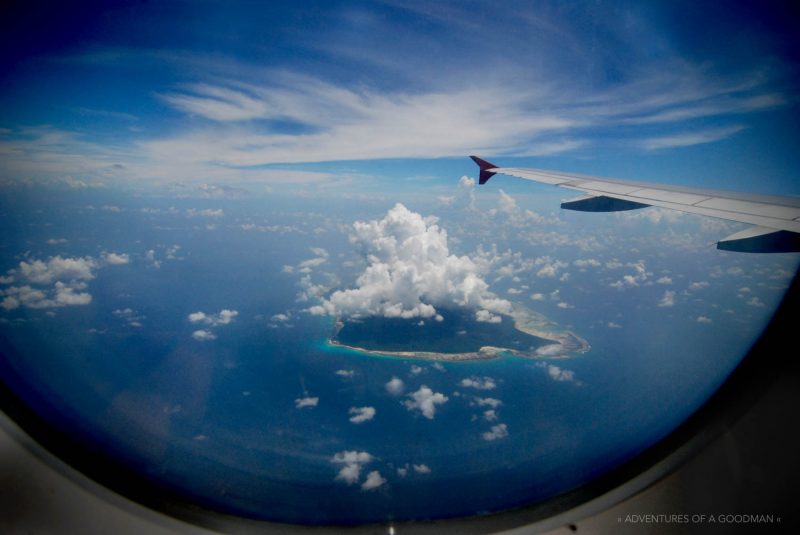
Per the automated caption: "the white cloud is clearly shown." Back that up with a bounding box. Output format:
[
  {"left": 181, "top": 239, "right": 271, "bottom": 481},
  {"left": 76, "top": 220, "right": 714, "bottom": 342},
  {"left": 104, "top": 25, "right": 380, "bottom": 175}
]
[
  {"left": 607, "top": 321, "right": 622, "bottom": 328},
  {"left": 160, "top": 84, "right": 271, "bottom": 122},
  {"left": 0, "top": 296, "right": 20, "bottom": 310},
  {"left": 688, "top": 281, "right": 710, "bottom": 291},
  {"left": 610, "top": 261, "right": 650, "bottom": 289},
  {"left": 573, "top": 258, "right": 601, "bottom": 268},
  {"left": 361, "top": 471, "right": 387, "bottom": 491},
  {"left": 497, "top": 189, "right": 518, "bottom": 214},
  {"left": 348, "top": 406, "right": 376, "bottom": 424},
  {"left": 102, "top": 252, "right": 130, "bottom": 265},
  {"left": 53, "top": 281, "right": 92, "bottom": 305},
  {"left": 18, "top": 256, "right": 96, "bottom": 284},
  {"left": 474, "top": 397, "right": 502, "bottom": 408},
  {"left": 475, "top": 309, "right": 502, "bottom": 323},
  {"left": 696, "top": 316, "right": 713, "bottom": 324},
  {"left": 657, "top": 276, "right": 672, "bottom": 284},
  {"left": 541, "top": 363, "right": 576, "bottom": 382},
  {"left": 640, "top": 125, "right": 746, "bottom": 150},
  {"left": 310, "top": 204, "right": 511, "bottom": 320},
  {"left": 410, "top": 365, "right": 423, "bottom": 375},
  {"left": 188, "top": 309, "right": 239, "bottom": 326},
  {"left": 482, "top": 423, "right": 509, "bottom": 441},
  {"left": 460, "top": 376, "right": 497, "bottom": 390},
  {"left": 658, "top": 290, "right": 676, "bottom": 307},
  {"left": 404, "top": 386, "right": 448, "bottom": 419},
  {"left": 113, "top": 307, "right": 145, "bottom": 327},
  {"left": 192, "top": 329, "right": 216, "bottom": 341},
  {"left": 336, "top": 369, "right": 355, "bottom": 378},
  {"left": 270, "top": 313, "right": 291, "bottom": 322},
  {"left": 1, "top": 278, "right": 93, "bottom": 310},
  {"left": 484, "top": 409, "right": 498, "bottom": 421},
  {"left": 413, "top": 464, "right": 431, "bottom": 474},
  {"left": 746, "top": 296, "right": 765, "bottom": 307},
  {"left": 186, "top": 208, "right": 224, "bottom": 218},
  {"left": 385, "top": 377, "right": 405, "bottom": 395},
  {"left": 295, "top": 397, "right": 319, "bottom": 409},
  {"left": 440, "top": 176, "right": 477, "bottom": 210},
  {"left": 530, "top": 293, "right": 545, "bottom": 301},
  {"left": 332, "top": 451, "right": 373, "bottom": 486},
  {"left": 148, "top": 78, "right": 577, "bottom": 169}
]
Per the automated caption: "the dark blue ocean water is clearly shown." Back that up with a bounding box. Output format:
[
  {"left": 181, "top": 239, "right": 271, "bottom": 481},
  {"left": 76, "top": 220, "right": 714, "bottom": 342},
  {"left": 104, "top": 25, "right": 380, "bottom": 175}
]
[{"left": 0, "top": 188, "right": 794, "bottom": 524}]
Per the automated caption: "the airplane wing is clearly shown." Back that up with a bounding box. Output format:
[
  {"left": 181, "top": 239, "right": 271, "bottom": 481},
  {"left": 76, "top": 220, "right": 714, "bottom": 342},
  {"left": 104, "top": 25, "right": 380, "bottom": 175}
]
[{"left": 470, "top": 156, "right": 800, "bottom": 253}]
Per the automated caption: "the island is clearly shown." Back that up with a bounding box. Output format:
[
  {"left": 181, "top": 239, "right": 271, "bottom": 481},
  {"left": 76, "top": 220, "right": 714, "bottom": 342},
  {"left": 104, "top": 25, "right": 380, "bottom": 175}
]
[{"left": 328, "top": 306, "right": 589, "bottom": 361}]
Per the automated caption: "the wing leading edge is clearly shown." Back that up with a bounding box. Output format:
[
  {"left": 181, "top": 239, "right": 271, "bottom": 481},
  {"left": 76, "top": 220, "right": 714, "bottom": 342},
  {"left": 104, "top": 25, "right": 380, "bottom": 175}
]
[{"left": 470, "top": 156, "right": 800, "bottom": 253}]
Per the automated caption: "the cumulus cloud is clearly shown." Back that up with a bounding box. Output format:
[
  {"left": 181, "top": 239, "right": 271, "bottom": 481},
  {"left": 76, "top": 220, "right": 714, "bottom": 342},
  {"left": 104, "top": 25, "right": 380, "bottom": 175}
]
[
  {"left": 696, "top": 316, "right": 713, "bottom": 323},
  {"left": 113, "top": 307, "right": 144, "bottom": 328},
  {"left": 53, "top": 281, "right": 92, "bottom": 305},
  {"left": 539, "top": 363, "right": 576, "bottom": 382},
  {"left": 413, "top": 464, "right": 431, "bottom": 474},
  {"left": 349, "top": 406, "right": 376, "bottom": 423},
  {"left": 746, "top": 296, "right": 765, "bottom": 307},
  {"left": 102, "top": 252, "right": 130, "bottom": 265},
  {"left": 0, "top": 253, "right": 117, "bottom": 311},
  {"left": 475, "top": 309, "right": 502, "bottom": 323},
  {"left": 688, "top": 281, "right": 710, "bottom": 291},
  {"left": 308, "top": 204, "right": 511, "bottom": 320},
  {"left": 186, "top": 208, "right": 224, "bottom": 218},
  {"left": 573, "top": 258, "right": 601, "bottom": 268},
  {"left": 657, "top": 276, "right": 673, "bottom": 284},
  {"left": 295, "top": 396, "right": 319, "bottom": 409},
  {"left": 497, "top": 189, "right": 518, "bottom": 214},
  {"left": 1, "top": 286, "right": 48, "bottom": 310},
  {"left": 361, "top": 471, "right": 387, "bottom": 491},
  {"left": 439, "top": 176, "right": 476, "bottom": 210},
  {"left": 610, "top": 261, "right": 650, "bottom": 289},
  {"left": 658, "top": 290, "right": 676, "bottom": 307},
  {"left": 482, "top": 423, "right": 509, "bottom": 441},
  {"left": 188, "top": 309, "right": 239, "bottom": 326},
  {"left": 404, "top": 386, "right": 448, "bottom": 419},
  {"left": 385, "top": 377, "right": 405, "bottom": 395},
  {"left": 296, "top": 247, "right": 329, "bottom": 273},
  {"left": 192, "top": 329, "right": 216, "bottom": 341},
  {"left": 336, "top": 369, "right": 355, "bottom": 378},
  {"left": 473, "top": 397, "right": 502, "bottom": 408},
  {"left": 332, "top": 450, "right": 373, "bottom": 486},
  {"left": 460, "top": 376, "right": 497, "bottom": 390},
  {"left": 18, "top": 256, "right": 96, "bottom": 284}
]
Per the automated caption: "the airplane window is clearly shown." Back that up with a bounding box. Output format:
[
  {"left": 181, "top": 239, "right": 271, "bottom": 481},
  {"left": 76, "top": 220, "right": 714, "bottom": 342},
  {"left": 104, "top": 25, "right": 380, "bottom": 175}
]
[{"left": 0, "top": 1, "right": 798, "bottom": 531}]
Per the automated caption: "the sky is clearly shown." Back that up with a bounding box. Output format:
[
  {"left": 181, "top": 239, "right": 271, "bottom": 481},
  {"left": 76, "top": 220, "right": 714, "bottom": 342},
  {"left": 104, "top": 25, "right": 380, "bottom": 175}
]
[{"left": 0, "top": 0, "right": 798, "bottom": 195}]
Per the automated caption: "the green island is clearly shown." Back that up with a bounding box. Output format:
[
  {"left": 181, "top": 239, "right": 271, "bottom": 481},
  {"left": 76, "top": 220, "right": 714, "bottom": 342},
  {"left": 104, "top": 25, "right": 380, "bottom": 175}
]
[{"left": 329, "top": 306, "right": 589, "bottom": 361}]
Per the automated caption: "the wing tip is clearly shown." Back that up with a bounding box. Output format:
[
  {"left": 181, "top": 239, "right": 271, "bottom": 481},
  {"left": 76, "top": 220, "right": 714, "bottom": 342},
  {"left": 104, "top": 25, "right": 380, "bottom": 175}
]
[{"left": 469, "top": 155, "right": 498, "bottom": 185}]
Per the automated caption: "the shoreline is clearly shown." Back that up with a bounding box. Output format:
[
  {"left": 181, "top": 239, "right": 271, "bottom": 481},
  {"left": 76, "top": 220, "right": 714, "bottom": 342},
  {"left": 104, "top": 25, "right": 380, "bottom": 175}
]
[{"left": 326, "top": 305, "right": 590, "bottom": 362}]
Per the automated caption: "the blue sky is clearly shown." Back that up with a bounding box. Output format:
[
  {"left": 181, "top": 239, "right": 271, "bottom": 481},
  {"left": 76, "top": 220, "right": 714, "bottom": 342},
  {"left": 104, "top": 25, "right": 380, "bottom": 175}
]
[{"left": 0, "top": 1, "right": 798, "bottom": 194}]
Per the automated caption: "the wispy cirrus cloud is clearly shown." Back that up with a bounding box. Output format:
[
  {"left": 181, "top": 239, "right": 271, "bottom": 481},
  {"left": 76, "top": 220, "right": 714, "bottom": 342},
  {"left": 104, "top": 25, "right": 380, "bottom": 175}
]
[{"left": 639, "top": 125, "right": 747, "bottom": 150}]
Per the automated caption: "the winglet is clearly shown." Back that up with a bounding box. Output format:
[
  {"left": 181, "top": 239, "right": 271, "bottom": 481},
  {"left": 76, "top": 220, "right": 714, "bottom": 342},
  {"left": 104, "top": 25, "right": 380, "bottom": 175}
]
[{"left": 470, "top": 155, "right": 498, "bottom": 185}]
